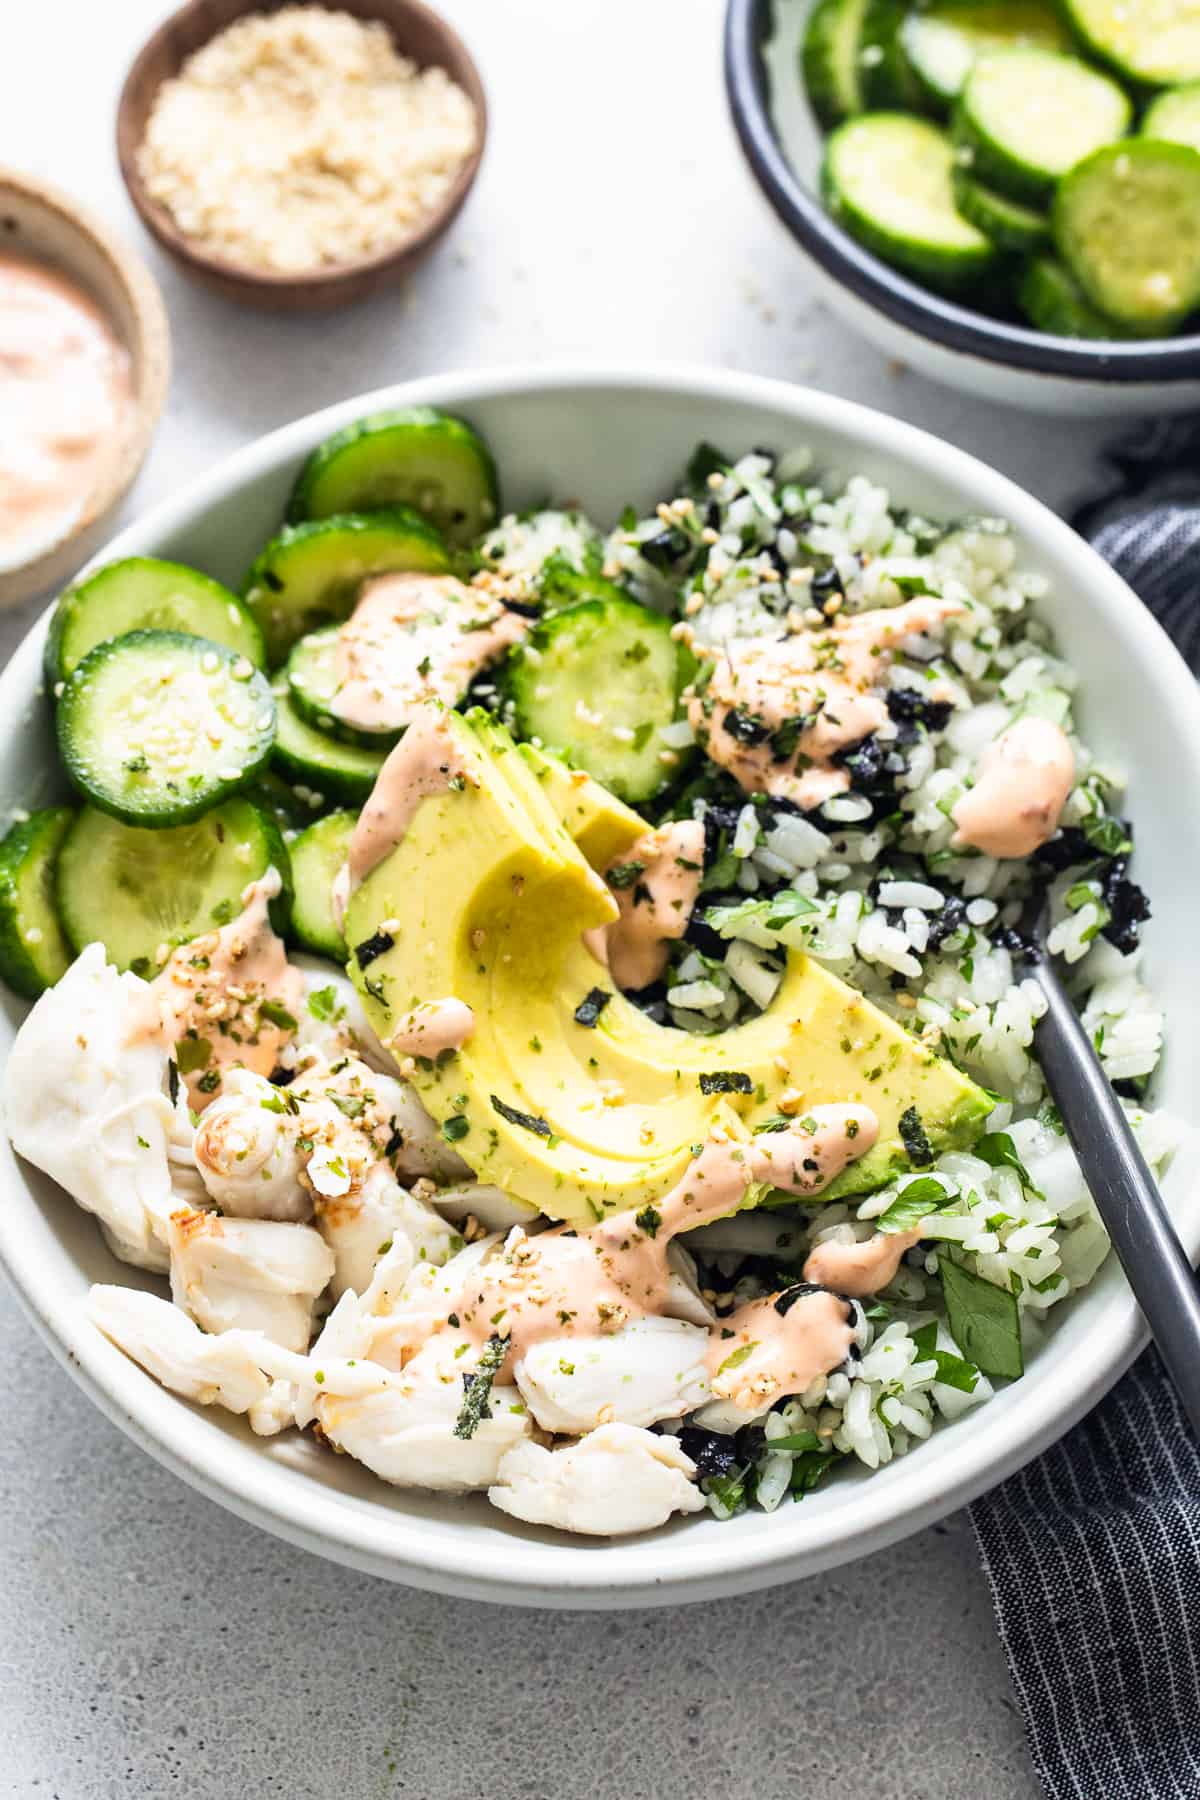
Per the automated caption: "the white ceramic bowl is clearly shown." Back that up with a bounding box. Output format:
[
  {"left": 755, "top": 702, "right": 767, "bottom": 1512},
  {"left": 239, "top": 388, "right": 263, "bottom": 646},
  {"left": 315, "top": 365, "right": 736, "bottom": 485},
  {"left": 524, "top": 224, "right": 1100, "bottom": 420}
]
[{"left": 2, "top": 366, "right": 1199, "bottom": 1608}]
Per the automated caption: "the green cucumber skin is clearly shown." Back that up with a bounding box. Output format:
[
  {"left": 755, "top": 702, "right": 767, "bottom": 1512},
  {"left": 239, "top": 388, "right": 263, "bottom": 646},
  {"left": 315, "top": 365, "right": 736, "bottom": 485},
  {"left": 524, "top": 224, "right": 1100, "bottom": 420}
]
[
  {"left": 242, "top": 510, "right": 451, "bottom": 666},
  {"left": 45, "top": 558, "right": 265, "bottom": 687},
  {"left": 1063, "top": 0, "right": 1200, "bottom": 89},
  {"left": 0, "top": 807, "right": 76, "bottom": 998},
  {"left": 1018, "top": 256, "right": 1132, "bottom": 339},
  {"left": 285, "top": 626, "right": 401, "bottom": 751},
  {"left": 272, "top": 687, "right": 388, "bottom": 806},
  {"left": 286, "top": 408, "right": 499, "bottom": 549},
  {"left": 56, "top": 631, "right": 277, "bottom": 830},
  {"left": 504, "top": 592, "right": 691, "bottom": 805},
  {"left": 899, "top": 3, "right": 1074, "bottom": 112},
  {"left": 860, "top": 0, "right": 927, "bottom": 110},
  {"left": 56, "top": 800, "right": 292, "bottom": 976},
  {"left": 952, "top": 170, "right": 1051, "bottom": 254},
  {"left": 803, "top": 0, "right": 871, "bottom": 128},
  {"left": 1055, "top": 139, "right": 1200, "bottom": 332},
  {"left": 822, "top": 116, "right": 997, "bottom": 291},
  {"left": 1142, "top": 83, "right": 1200, "bottom": 154},
  {"left": 955, "top": 51, "right": 1132, "bottom": 206},
  {"left": 288, "top": 810, "right": 356, "bottom": 962}
]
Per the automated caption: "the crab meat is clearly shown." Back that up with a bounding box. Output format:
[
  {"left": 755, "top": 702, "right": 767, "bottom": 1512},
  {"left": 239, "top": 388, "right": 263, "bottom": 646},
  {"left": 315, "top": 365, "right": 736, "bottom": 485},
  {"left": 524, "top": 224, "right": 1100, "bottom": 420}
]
[
  {"left": 489, "top": 1424, "right": 704, "bottom": 1536},
  {"left": 315, "top": 1161, "right": 459, "bottom": 1300},
  {"left": 192, "top": 1068, "right": 312, "bottom": 1220},
  {"left": 310, "top": 1333, "right": 530, "bottom": 1493},
  {"left": 167, "top": 1208, "right": 333, "bottom": 1352},
  {"left": 513, "top": 1316, "right": 711, "bottom": 1434},
  {"left": 5, "top": 945, "right": 175, "bottom": 1271}
]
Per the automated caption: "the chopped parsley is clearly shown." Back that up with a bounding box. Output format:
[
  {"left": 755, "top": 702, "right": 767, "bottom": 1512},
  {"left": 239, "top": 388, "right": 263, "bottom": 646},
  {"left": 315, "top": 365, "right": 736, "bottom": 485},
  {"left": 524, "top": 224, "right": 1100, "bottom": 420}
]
[
  {"left": 441, "top": 1114, "right": 470, "bottom": 1144},
  {"left": 175, "top": 1034, "right": 212, "bottom": 1075},
  {"left": 634, "top": 1204, "right": 662, "bottom": 1239},
  {"left": 258, "top": 999, "right": 298, "bottom": 1032},
  {"left": 939, "top": 1258, "right": 1023, "bottom": 1380},
  {"left": 876, "top": 1175, "right": 949, "bottom": 1233},
  {"left": 330, "top": 1093, "right": 366, "bottom": 1119},
  {"left": 196, "top": 1069, "right": 221, "bottom": 1096},
  {"left": 974, "top": 1131, "right": 1038, "bottom": 1193},
  {"left": 307, "top": 985, "right": 341, "bottom": 1023},
  {"left": 716, "top": 1341, "right": 756, "bottom": 1374},
  {"left": 606, "top": 860, "right": 646, "bottom": 891}
]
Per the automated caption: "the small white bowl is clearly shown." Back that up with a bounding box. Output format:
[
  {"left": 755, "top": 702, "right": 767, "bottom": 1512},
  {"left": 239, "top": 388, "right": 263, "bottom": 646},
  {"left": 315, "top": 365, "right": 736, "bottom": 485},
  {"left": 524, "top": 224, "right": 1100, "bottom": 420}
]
[
  {"left": 0, "top": 168, "right": 170, "bottom": 605},
  {"left": 2, "top": 365, "right": 1198, "bottom": 1607},
  {"left": 725, "top": 0, "right": 1200, "bottom": 418}
]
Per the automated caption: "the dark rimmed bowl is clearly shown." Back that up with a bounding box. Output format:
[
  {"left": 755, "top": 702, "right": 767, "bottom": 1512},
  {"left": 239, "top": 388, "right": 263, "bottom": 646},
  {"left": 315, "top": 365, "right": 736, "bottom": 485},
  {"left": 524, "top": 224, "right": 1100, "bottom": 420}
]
[
  {"left": 117, "top": 0, "right": 486, "bottom": 313},
  {"left": 724, "top": 0, "right": 1200, "bottom": 415}
]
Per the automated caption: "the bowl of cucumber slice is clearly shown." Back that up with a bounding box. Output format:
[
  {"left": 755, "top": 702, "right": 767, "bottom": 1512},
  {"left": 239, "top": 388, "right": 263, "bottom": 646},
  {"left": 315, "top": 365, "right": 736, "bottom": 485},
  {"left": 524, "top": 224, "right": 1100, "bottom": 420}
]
[{"left": 726, "top": 0, "right": 1200, "bottom": 414}]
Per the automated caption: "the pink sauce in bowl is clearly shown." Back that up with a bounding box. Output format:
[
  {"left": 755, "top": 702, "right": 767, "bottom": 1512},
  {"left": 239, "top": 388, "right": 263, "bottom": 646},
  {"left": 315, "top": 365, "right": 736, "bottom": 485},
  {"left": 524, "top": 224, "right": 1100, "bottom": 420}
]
[{"left": 0, "top": 254, "right": 133, "bottom": 572}]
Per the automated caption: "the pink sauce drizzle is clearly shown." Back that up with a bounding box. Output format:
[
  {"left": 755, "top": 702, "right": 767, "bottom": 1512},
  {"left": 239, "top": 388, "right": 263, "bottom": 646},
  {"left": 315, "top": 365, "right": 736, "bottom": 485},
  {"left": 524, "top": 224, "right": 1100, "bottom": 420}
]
[
  {"left": 803, "top": 1226, "right": 922, "bottom": 1298},
  {"left": 952, "top": 716, "right": 1075, "bottom": 860},
  {"left": 689, "top": 598, "right": 964, "bottom": 811},
  {"left": 583, "top": 820, "right": 705, "bottom": 990},
  {"left": 0, "top": 255, "right": 132, "bottom": 569},
  {"left": 705, "top": 1289, "right": 854, "bottom": 1409},
  {"left": 335, "top": 705, "right": 473, "bottom": 925},
  {"left": 387, "top": 997, "right": 475, "bottom": 1059},
  {"left": 330, "top": 573, "right": 527, "bottom": 735},
  {"left": 423, "top": 1106, "right": 878, "bottom": 1407},
  {"left": 126, "top": 872, "right": 303, "bottom": 1109}
]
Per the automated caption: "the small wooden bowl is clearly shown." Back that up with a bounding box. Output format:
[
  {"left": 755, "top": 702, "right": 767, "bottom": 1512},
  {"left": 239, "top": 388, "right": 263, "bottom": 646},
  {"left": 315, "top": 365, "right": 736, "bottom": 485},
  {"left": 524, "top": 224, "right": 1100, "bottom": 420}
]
[
  {"left": 0, "top": 169, "right": 170, "bottom": 609},
  {"left": 116, "top": 0, "right": 488, "bottom": 313}
]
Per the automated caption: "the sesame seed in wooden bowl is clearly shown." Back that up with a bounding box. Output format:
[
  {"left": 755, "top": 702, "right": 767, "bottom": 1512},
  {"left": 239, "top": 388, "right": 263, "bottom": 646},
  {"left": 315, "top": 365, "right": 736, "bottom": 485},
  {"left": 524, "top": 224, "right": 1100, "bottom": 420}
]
[{"left": 116, "top": 0, "right": 487, "bottom": 313}]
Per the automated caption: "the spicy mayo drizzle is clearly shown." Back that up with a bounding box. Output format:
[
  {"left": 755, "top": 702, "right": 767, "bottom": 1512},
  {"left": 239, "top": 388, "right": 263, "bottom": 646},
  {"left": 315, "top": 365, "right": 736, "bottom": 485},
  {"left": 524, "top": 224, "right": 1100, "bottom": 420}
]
[
  {"left": 690, "top": 598, "right": 964, "bottom": 811},
  {"left": 584, "top": 820, "right": 705, "bottom": 990},
  {"left": 429, "top": 1105, "right": 880, "bottom": 1410},
  {"left": 952, "top": 716, "right": 1075, "bottom": 860},
  {"left": 126, "top": 872, "right": 302, "bottom": 1108},
  {"left": 0, "top": 255, "right": 132, "bottom": 570}
]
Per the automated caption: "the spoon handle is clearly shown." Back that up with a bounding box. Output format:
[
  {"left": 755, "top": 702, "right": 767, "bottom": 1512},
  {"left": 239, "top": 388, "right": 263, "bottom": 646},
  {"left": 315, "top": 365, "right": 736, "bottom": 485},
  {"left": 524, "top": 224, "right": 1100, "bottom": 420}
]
[{"left": 1034, "top": 955, "right": 1200, "bottom": 1440}]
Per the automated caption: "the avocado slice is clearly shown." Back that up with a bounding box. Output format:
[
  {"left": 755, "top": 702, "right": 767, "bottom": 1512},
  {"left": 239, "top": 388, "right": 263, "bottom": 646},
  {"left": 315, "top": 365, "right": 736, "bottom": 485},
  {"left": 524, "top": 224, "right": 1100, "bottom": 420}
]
[
  {"left": 516, "top": 741, "right": 646, "bottom": 870},
  {"left": 347, "top": 714, "right": 991, "bottom": 1227}
]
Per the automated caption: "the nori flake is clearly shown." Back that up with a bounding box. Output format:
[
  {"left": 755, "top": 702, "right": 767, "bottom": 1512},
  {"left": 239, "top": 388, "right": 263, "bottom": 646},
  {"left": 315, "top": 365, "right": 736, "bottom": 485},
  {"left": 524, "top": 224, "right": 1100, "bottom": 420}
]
[
  {"left": 490, "top": 1093, "right": 553, "bottom": 1137},
  {"left": 353, "top": 928, "right": 394, "bottom": 968},
  {"left": 899, "top": 1105, "right": 935, "bottom": 1168},
  {"left": 452, "top": 1334, "right": 507, "bottom": 1440},
  {"left": 573, "top": 987, "right": 611, "bottom": 1028},
  {"left": 699, "top": 1071, "right": 753, "bottom": 1095}
]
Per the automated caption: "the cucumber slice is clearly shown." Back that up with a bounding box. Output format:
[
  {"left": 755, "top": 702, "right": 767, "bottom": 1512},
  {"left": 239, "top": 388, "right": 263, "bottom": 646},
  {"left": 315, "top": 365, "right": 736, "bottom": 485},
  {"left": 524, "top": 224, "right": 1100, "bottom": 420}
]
[
  {"left": 242, "top": 510, "right": 450, "bottom": 666},
  {"left": 956, "top": 50, "right": 1132, "bottom": 205},
  {"left": 272, "top": 683, "right": 388, "bottom": 805},
  {"left": 288, "top": 809, "right": 355, "bottom": 962},
  {"left": 0, "top": 807, "right": 75, "bottom": 998},
  {"left": 249, "top": 767, "right": 328, "bottom": 832},
  {"left": 503, "top": 587, "right": 691, "bottom": 804},
  {"left": 860, "top": 0, "right": 925, "bottom": 110},
  {"left": 286, "top": 575, "right": 519, "bottom": 745},
  {"left": 899, "top": 3, "right": 1072, "bottom": 110},
  {"left": 1019, "top": 256, "right": 1133, "bottom": 338},
  {"left": 287, "top": 408, "right": 499, "bottom": 548},
  {"left": 286, "top": 626, "right": 376, "bottom": 744},
  {"left": 57, "top": 631, "right": 277, "bottom": 828},
  {"left": 802, "top": 0, "right": 871, "bottom": 127},
  {"left": 823, "top": 113, "right": 997, "bottom": 290},
  {"left": 1065, "top": 0, "right": 1200, "bottom": 88},
  {"left": 57, "top": 799, "right": 291, "bottom": 977},
  {"left": 952, "top": 170, "right": 1050, "bottom": 254},
  {"left": 1143, "top": 83, "right": 1200, "bottom": 153},
  {"left": 1055, "top": 140, "right": 1200, "bottom": 332},
  {"left": 45, "top": 558, "right": 265, "bottom": 686}
]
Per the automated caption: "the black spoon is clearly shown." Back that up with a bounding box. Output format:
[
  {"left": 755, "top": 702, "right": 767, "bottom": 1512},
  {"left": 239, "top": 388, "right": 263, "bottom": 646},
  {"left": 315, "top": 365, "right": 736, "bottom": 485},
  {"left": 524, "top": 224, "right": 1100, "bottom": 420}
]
[{"left": 1023, "top": 917, "right": 1200, "bottom": 1438}]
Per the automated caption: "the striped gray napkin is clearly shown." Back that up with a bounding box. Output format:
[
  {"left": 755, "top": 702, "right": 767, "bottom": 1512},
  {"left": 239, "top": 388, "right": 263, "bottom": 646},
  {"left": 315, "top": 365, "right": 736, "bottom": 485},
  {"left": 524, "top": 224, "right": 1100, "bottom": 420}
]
[{"left": 970, "top": 418, "right": 1200, "bottom": 1797}]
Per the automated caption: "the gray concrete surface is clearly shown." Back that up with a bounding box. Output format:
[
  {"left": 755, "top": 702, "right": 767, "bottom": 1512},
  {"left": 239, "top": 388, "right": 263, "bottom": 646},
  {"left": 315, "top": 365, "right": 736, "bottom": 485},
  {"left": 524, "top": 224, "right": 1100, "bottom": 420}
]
[{"left": 0, "top": 2, "right": 1120, "bottom": 1790}]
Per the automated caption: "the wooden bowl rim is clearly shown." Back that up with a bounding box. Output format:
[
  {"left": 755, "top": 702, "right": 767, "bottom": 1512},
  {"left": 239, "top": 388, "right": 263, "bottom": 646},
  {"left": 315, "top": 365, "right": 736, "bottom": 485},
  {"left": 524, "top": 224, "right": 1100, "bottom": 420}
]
[
  {"left": 115, "top": 0, "right": 488, "bottom": 296},
  {"left": 0, "top": 166, "right": 171, "bottom": 604}
]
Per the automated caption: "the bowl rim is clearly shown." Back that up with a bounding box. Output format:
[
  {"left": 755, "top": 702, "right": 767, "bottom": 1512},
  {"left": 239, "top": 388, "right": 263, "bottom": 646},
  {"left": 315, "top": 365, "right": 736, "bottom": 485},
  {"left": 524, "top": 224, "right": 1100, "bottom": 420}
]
[
  {"left": 0, "top": 166, "right": 170, "bottom": 602},
  {"left": 723, "top": 0, "right": 1200, "bottom": 384},
  {"left": 115, "top": 0, "right": 487, "bottom": 296},
  {"left": 4, "top": 361, "right": 1200, "bottom": 1607}
]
